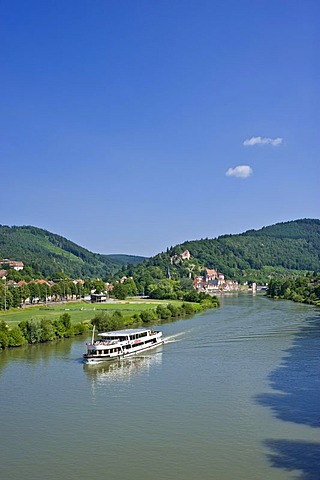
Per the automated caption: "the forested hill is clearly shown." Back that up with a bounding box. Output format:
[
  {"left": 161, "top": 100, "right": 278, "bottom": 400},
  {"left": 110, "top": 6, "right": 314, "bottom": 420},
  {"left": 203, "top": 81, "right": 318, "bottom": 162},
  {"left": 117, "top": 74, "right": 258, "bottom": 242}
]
[
  {"left": 1, "top": 219, "right": 319, "bottom": 283},
  {"left": 0, "top": 225, "right": 145, "bottom": 278},
  {"left": 120, "top": 219, "right": 320, "bottom": 285},
  {"left": 102, "top": 254, "right": 146, "bottom": 266}
]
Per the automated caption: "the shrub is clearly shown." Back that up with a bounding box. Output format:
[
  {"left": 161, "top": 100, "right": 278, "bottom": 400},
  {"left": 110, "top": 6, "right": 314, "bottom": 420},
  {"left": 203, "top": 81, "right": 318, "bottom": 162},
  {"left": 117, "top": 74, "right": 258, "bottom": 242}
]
[
  {"left": 91, "top": 312, "right": 111, "bottom": 332},
  {"left": 167, "top": 303, "right": 179, "bottom": 317},
  {"left": 91, "top": 311, "right": 124, "bottom": 332},
  {"left": 73, "top": 322, "right": 89, "bottom": 335},
  {"left": 19, "top": 319, "right": 42, "bottom": 343},
  {"left": 183, "top": 290, "right": 200, "bottom": 302},
  {"left": 0, "top": 330, "right": 8, "bottom": 349},
  {"left": 40, "top": 318, "right": 56, "bottom": 342},
  {"left": 156, "top": 305, "right": 172, "bottom": 320},
  {"left": 7, "top": 326, "right": 27, "bottom": 347},
  {"left": 140, "top": 309, "right": 156, "bottom": 323},
  {"left": 129, "top": 313, "right": 142, "bottom": 325},
  {"left": 181, "top": 303, "right": 195, "bottom": 315}
]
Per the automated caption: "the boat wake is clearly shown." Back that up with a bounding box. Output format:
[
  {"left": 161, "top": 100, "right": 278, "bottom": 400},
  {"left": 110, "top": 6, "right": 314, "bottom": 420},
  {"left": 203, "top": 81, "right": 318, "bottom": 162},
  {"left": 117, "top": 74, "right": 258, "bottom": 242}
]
[
  {"left": 164, "top": 331, "right": 192, "bottom": 344},
  {"left": 207, "top": 322, "right": 303, "bottom": 345}
]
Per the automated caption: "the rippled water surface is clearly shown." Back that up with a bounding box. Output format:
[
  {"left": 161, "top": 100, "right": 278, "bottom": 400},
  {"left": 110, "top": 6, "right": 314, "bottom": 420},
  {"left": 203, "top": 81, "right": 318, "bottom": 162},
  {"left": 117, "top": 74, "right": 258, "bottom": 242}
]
[{"left": 0, "top": 294, "right": 319, "bottom": 479}]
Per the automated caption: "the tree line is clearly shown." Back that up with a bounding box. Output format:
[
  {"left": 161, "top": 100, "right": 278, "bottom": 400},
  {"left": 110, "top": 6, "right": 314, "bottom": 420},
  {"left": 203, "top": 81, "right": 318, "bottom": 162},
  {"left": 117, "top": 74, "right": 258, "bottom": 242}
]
[
  {"left": 0, "top": 279, "right": 97, "bottom": 310},
  {"left": 0, "top": 313, "right": 88, "bottom": 349},
  {"left": 91, "top": 295, "right": 219, "bottom": 333},
  {"left": 0, "top": 291, "right": 220, "bottom": 350},
  {"left": 267, "top": 274, "right": 320, "bottom": 306}
]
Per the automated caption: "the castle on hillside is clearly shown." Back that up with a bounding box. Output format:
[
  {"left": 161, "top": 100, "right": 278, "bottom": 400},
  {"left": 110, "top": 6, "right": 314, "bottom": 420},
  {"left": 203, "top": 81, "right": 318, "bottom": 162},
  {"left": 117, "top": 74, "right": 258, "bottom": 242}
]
[{"left": 170, "top": 249, "right": 191, "bottom": 264}]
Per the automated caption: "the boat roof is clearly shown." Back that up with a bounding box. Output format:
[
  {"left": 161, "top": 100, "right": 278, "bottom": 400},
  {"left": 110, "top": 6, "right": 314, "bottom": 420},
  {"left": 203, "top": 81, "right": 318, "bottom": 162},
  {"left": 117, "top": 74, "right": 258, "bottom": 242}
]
[{"left": 98, "top": 328, "right": 152, "bottom": 337}]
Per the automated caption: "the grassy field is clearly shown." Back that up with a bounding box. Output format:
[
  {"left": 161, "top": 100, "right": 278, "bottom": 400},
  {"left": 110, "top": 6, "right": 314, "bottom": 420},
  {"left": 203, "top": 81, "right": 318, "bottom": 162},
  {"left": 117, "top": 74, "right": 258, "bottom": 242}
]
[{"left": 0, "top": 299, "right": 182, "bottom": 326}]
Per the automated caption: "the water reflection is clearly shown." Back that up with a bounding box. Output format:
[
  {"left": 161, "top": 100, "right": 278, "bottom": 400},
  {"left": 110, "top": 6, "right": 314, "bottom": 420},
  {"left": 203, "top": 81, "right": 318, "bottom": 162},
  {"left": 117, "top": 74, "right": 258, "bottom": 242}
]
[
  {"left": 256, "top": 315, "right": 320, "bottom": 428},
  {"left": 256, "top": 314, "right": 320, "bottom": 478},
  {"left": 265, "top": 440, "right": 320, "bottom": 480},
  {"left": 83, "top": 352, "right": 163, "bottom": 385},
  {"left": 0, "top": 335, "right": 81, "bottom": 373}
]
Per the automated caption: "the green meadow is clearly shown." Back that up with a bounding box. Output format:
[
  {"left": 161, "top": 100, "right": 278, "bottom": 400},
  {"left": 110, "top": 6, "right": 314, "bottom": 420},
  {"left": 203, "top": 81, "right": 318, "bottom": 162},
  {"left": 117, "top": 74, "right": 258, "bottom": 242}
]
[{"left": 0, "top": 299, "right": 181, "bottom": 327}]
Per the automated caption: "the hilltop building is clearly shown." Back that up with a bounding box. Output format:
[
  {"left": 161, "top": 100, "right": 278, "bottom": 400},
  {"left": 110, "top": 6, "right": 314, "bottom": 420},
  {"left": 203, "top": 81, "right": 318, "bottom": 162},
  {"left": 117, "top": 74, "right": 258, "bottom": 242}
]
[
  {"left": 181, "top": 250, "right": 191, "bottom": 260},
  {"left": 170, "top": 249, "right": 191, "bottom": 264}
]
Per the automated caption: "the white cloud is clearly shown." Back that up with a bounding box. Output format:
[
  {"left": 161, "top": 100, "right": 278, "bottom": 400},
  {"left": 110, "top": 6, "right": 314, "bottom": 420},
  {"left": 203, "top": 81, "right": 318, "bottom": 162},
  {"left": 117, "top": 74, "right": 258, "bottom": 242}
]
[
  {"left": 243, "top": 136, "right": 283, "bottom": 146},
  {"left": 226, "top": 165, "right": 253, "bottom": 178}
]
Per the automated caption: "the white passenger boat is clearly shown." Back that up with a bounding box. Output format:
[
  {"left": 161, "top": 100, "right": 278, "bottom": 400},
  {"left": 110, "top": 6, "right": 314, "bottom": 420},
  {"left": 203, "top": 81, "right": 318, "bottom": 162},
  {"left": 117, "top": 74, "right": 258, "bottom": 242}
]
[{"left": 83, "top": 327, "right": 164, "bottom": 364}]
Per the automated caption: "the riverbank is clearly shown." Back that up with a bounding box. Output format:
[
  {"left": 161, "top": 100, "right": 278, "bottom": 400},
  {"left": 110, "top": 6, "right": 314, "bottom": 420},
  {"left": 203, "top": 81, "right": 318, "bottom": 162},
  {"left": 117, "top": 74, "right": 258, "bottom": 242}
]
[
  {"left": 0, "top": 296, "right": 220, "bottom": 350},
  {"left": 267, "top": 275, "right": 320, "bottom": 306}
]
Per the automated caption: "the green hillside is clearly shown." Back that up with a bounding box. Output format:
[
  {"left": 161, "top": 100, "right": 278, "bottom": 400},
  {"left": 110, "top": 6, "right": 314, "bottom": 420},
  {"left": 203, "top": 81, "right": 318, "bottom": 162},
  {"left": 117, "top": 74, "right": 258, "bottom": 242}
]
[
  {"left": 103, "top": 254, "right": 146, "bottom": 266},
  {"left": 0, "top": 225, "right": 144, "bottom": 278},
  {"left": 119, "top": 219, "right": 320, "bottom": 286},
  {"left": 1, "top": 219, "right": 319, "bottom": 284}
]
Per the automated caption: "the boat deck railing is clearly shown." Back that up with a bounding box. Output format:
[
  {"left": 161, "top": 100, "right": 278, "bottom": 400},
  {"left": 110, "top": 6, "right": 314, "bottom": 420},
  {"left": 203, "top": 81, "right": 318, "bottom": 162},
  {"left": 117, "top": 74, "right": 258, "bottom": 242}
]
[
  {"left": 87, "top": 331, "right": 161, "bottom": 347},
  {"left": 87, "top": 340, "right": 121, "bottom": 347}
]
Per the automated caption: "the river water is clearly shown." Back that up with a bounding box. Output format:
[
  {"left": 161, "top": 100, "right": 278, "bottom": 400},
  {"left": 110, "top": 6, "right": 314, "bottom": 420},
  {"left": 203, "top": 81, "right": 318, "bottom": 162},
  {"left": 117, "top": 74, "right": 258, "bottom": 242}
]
[{"left": 0, "top": 294, "right": 319, "bottom": 480}]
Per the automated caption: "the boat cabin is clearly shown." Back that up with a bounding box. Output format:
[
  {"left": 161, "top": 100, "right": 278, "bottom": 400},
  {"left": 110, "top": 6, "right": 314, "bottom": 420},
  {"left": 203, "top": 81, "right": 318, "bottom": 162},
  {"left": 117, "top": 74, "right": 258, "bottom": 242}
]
[
  {"left": 84, "top": 328, "right": 163, "bottom": 363},
  {"left": 98, "top": 329, "right": 151, "bottom": 342}
]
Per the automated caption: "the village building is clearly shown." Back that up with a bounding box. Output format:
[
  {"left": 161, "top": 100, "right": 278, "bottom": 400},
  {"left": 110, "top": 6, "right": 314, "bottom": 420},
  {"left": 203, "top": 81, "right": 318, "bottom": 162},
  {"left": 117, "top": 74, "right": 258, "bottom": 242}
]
[
  {"left": 73, "top": 279, "right": 85, "bottom": 285},
  {"left": 0, "top": 259, "right": 24, "bottom": 271},
  {"left": 90, "top": 293, "right": 107, "bottom": 303},
  {"left": 0, "top": 269, "right": 7, "bottom": 280},
  {"left": 35, "top": 279, "right": 51, "bottom": 286},
  {"left": 193, "top": 276, "right": 206, "bottom": 290},
  {"left": 205, "top": 268, "right": 218, "bottom": 280},
  {"left": 193, "top": 267, "right": 238, "bottom": 293}
]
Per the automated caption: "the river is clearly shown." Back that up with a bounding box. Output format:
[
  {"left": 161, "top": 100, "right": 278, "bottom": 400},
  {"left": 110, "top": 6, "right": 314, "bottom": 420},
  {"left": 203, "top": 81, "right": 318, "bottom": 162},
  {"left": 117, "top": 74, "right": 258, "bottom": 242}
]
[{"left": 0, "top": 294, "right": 319, "bottom": 480}]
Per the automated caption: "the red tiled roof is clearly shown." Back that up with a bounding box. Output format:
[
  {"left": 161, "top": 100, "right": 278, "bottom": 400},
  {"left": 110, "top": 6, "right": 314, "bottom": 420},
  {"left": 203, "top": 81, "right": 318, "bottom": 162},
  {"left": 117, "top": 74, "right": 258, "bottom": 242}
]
[{"left": 206, "top": 268, "right": 217, "bottom": 274}]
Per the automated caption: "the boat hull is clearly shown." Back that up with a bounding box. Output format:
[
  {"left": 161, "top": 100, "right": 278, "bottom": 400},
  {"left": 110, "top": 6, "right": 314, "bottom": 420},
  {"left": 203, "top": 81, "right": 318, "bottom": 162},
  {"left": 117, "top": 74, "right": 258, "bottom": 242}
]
[{"left": 83, "top": 338, "right": 164, "bottom": 364}]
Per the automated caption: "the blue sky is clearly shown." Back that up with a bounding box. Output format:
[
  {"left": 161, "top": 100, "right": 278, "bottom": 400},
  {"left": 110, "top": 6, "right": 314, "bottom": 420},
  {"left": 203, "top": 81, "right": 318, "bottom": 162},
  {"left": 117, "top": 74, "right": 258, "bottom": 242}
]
[{"left": 1, "top": 0, "right": 319, "bottom": 256}]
